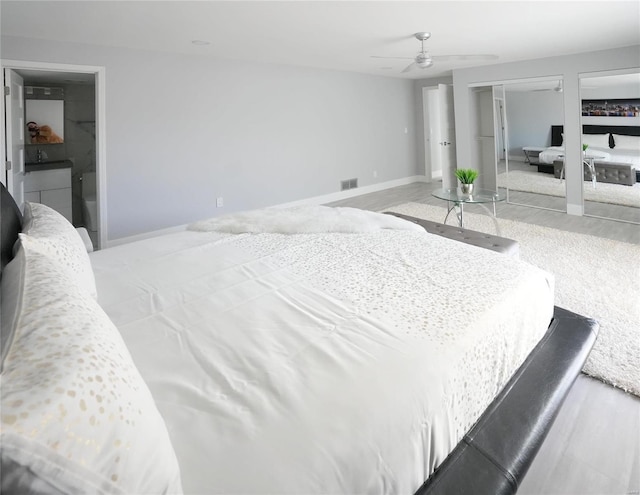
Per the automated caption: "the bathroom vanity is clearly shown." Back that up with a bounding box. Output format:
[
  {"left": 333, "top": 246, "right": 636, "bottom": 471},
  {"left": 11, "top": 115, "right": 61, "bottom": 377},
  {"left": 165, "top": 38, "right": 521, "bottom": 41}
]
[{"left": 24, "top": 160, "right": 72, "bottom": 222}]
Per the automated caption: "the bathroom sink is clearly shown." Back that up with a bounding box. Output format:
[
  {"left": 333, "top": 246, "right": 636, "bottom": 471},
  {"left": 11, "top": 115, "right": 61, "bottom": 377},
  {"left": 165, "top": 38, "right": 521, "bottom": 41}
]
[{"left": 25, "top": 160, "right": 72, "bottom": 172}]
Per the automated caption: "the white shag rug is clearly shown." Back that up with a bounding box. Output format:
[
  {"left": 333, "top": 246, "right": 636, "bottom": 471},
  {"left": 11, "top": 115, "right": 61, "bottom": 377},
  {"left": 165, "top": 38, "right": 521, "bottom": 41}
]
[
  {"left": 386, "top": 202, "right": 640, "bottom": 397},
  {"left": 497, "top": 170, "right": 640, "bottom": 208}
]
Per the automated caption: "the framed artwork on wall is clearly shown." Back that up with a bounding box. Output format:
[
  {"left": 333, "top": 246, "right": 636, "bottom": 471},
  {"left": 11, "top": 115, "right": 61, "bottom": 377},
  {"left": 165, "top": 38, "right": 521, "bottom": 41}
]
[
  {"left": 581, "top": 98, "right": 640, "bottom": 117},
  {"left": 25, "top": 100, "right": 65, "bottom": 144}
]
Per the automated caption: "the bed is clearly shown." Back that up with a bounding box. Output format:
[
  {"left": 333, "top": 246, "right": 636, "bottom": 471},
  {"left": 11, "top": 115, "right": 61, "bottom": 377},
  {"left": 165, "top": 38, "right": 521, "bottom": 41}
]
[
  {"left": 537, "top": 125, "right": 640, "bottom": 181},
  {"left": 0, "top": 183, "right": 598, "bottom": 495}
]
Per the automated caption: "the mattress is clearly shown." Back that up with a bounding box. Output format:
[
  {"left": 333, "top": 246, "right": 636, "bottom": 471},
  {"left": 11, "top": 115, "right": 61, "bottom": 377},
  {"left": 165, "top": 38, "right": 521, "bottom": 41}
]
[{"left": 90, "top": 213, "right": 554, "bottom": 494}]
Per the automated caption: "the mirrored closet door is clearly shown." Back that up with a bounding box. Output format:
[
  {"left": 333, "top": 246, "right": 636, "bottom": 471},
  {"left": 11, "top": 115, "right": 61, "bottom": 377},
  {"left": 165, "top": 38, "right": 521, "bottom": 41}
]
[
  {"left": 580, "top": 71, "right": 640, "bottom": 224},
  {"left": 498, "top": 79, "right": 566, "bottom": 212}
]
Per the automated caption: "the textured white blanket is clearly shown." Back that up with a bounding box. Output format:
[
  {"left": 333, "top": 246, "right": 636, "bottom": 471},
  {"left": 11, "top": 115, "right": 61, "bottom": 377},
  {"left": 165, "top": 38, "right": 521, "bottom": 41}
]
[
  {"left": 92, "top": 217, "right": 554, "bottom": 494},
  {"left": 538, "top": 145, "right": 611, "bottom": 164},
  {"left": 188, "top": 205, "right": 425, "bottom": 234}
]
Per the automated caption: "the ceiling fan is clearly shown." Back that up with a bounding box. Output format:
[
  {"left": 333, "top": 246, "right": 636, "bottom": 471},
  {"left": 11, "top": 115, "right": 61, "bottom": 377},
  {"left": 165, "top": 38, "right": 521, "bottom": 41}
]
[{"left": 372, "top": 32, "right": 498, "bottom": 73}]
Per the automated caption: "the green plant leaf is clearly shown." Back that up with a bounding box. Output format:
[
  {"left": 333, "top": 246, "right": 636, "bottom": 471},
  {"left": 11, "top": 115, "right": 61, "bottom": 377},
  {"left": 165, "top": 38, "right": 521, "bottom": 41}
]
[{"left": 454, "top": 168, "right": 479, "bottom": 184}]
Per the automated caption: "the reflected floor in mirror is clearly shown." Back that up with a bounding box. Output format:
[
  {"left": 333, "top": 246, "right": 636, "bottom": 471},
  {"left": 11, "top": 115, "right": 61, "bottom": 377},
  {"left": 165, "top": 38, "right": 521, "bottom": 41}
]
[{"left": 499, "top": 160, "right": 640, "bottom": 223}]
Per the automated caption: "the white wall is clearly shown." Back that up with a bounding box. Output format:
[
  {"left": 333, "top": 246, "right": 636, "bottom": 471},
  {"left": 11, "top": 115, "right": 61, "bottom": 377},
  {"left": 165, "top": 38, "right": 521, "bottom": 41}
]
[
  {"left": 2, "top": 36, "right": 418, "bottom": 241},
  {"left": 452, "top": 45, "right": 640, "bottom": 215}
]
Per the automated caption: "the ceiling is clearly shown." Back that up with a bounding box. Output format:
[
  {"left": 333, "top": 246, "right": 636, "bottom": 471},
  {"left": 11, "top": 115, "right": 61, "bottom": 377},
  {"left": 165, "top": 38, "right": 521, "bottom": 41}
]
[{"left": 1, "top": 1, "right": 639, "bottom": 80}]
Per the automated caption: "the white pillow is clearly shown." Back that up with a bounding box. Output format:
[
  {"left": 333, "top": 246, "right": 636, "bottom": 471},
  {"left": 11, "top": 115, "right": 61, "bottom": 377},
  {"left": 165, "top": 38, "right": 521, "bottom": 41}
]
[
  {"left": 22, "top": 202, "right": 97, "bottom": 298},
  {"left": 612, "top": 133, "right": 640, "bottom": 151},
  {"left": 582, "top": 133, "right": 610, "bottom": 149},
  {"left": 1, "top": 236, "right": 183, "bottom": 494}
]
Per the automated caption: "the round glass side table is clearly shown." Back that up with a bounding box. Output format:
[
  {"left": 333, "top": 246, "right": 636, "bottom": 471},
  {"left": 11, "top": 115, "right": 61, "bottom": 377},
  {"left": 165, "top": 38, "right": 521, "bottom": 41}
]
[{"left": 431, "top": 188, "right": 506, "bottom": 231}]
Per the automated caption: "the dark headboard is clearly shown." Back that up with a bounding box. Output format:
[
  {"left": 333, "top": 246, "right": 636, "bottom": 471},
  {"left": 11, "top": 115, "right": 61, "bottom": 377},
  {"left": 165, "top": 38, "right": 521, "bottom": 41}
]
[
  {"left": 1, "top": 183, "right": 23, "bottom": 274},
  {"left": 551, "top": 124, "right": 640, "bottom": 147}
]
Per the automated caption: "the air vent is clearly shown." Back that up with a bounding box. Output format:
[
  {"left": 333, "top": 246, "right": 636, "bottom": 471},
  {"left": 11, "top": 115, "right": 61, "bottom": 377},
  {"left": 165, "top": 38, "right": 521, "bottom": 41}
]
[{"left": 340, "top": 178, "right": 358, "bottom": 191}]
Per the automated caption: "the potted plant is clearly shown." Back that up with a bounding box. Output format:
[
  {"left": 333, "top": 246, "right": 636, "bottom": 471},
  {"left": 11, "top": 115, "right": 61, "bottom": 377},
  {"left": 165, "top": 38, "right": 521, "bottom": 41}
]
[
  {"left": 454, "top": 168, "right": 479, "bottom": 195},
  {"left": 583, "top": 143, "right": 589, "bottom": 154}
]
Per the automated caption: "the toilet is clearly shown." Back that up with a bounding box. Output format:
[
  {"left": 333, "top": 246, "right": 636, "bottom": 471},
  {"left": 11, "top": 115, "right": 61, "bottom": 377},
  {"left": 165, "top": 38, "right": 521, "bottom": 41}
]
[{"left": 81, "top": 171, "right": 98, "bottom": 233}]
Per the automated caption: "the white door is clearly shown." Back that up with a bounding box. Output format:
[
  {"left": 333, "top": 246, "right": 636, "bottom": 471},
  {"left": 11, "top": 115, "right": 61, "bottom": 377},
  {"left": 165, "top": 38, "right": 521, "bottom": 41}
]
[
  {"left": 423, "top": 87, "right": 442, "bottom": 179},
  {"left": 423, "top": 84, "right": 456, "bottom": 183},
  {"left": 438, "top": 83, "right": 456, "bottom": 186},
  {"left": 4, "top": 69, "right": 25, "bottom": 209}
]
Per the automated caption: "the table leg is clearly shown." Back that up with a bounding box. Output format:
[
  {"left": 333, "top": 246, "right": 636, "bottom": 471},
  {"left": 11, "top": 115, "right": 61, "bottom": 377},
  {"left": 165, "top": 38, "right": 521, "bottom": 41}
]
[
  {"left": 584, "top": 158, "right": 597, "bottom": 189},
  {"left": 441, "top": 199, "right": 501, "bottom": 235},
  {"left": 458, "top": 203, "right": 464, "bottom": 227},
  {"left": 443, "top": 202, "right": 464, "bottom": 227},
  {"left": 476, "top": 202, "right": 502, "bottom": 236}
]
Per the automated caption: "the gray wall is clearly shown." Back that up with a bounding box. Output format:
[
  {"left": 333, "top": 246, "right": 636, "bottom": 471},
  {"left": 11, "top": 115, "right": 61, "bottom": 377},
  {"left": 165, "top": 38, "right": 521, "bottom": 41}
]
[
  {"left": 505, "top": 90, "right": 564, "bottom": 159},
  {"left": 2, "top": 36, "right": 418, "bottom": 241}
]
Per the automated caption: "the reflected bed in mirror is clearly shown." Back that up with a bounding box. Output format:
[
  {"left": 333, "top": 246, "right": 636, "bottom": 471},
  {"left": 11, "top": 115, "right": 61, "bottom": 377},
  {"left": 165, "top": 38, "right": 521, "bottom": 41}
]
[
  {"left": 580, "top": 71, "right": 640, "bottom": 224},
  {"left": 495, "top": 79, "right": 566, "bottom": 213},
  {"left": 529, "top": 124, "right": 640, "bottom": 223},
  {"left": 25, "top": 99, "right": 64, "bottom": 144}
]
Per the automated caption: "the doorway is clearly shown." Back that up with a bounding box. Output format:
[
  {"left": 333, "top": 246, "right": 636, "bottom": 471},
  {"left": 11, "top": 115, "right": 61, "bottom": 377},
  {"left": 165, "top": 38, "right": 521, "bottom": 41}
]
[
  {"left": 422, "top": 84, "right": 456, "bottom": 184},
  {"left": 1, "top": 60, "right": 106, "bottom": 249}
]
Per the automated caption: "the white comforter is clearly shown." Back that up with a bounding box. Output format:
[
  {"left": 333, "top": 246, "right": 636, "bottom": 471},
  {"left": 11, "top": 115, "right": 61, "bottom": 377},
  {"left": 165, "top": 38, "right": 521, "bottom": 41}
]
[
  {"left": 91, "top": 208, "right": 554, "bottom": 494},
  {"left": 538, "top": 146, "right": 611, "bottom": 164}
]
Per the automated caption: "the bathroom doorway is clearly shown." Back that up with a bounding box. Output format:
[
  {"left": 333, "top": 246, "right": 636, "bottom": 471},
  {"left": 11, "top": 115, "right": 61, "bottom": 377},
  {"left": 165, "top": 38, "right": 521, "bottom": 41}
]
[{"left": 1, "top": 60, "right": 106, "bottom": 249}]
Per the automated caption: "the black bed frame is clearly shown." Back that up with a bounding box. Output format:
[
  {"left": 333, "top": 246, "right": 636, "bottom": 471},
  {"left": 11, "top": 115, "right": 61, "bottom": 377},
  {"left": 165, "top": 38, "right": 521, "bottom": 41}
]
[
  {"left": 0, "top": 183, "right": 599, "bottom": 495},
  {"left": 551, "top": 123, "right": 640, "bottom": 147},
  {"left": 1, "top": 183, "right": 23, "bottom": 273}
]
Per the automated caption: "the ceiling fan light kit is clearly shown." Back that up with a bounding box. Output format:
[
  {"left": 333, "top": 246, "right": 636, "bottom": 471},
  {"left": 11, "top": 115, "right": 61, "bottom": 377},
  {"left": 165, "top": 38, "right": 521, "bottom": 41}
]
[
  {"left": 416, "top": 53, "right": 433, "bottom": 68},
  {"left": 413, "top": 32, "right": 433, "bottom": 70}
]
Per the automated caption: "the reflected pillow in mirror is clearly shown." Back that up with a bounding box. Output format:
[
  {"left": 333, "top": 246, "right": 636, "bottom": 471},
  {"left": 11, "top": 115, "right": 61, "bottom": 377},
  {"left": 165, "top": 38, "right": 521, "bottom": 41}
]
[
  {"left": 612, "top": 134, "right": 640, "bottom": 151},
  {"left": 581, "top": 133, "right": 610, "bottom": 149}
]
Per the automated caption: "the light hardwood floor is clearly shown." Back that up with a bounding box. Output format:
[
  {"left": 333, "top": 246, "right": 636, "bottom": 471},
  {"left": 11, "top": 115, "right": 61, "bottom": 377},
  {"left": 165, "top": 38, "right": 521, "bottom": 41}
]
[{"left": 328, "top": 181, "right": 640, "bottom": 495}]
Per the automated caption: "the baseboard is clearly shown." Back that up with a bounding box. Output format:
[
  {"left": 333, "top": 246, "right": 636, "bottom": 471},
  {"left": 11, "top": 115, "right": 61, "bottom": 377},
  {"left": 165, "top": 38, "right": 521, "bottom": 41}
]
[
  {"left": 105, "top": 223, "right": 188, "bottom": 248},
  {"left": 104, "top": 176, "right": 430, "bottom": 248},
  {"left": 272, "top": 175, "right": 428, "bottom": 208}
]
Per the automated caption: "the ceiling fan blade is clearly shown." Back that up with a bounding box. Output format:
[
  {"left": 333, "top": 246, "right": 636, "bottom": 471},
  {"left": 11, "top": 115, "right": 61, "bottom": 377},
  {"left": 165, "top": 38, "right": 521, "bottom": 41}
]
[
  {"left": 401, "top": 62, "right": 416, "bottom": 73},
  {"left": 371, "top": 55, "right": 414, "bottom": 60},
  {"left": 431, "top": 54, "right": 499, "bottom": 61}
]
